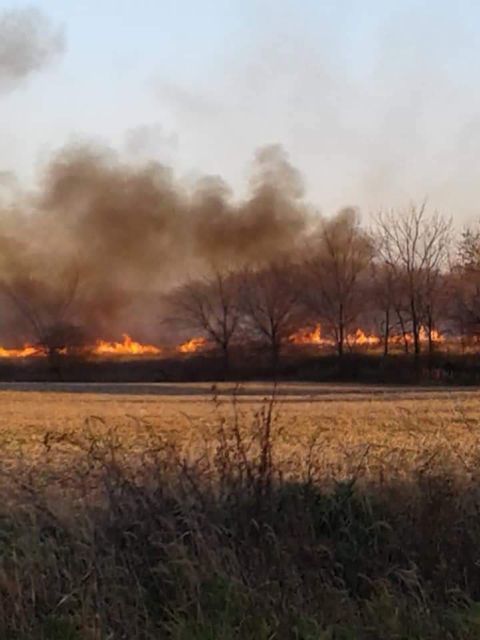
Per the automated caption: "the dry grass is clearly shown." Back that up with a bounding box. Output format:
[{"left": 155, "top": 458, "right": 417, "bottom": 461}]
[
  {"left": 1, "top": 383, "right": 480, "bottom": 638},
  {"left": 1, "top": 383, "right": 480, "bottom": 478}
]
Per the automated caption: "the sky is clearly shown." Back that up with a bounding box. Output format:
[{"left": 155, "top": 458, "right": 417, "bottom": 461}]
[{"left": 1, "top": 0, "right": 480, "bottom": 222}]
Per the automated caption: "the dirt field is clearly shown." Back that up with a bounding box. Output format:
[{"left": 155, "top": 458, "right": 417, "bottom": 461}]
[{"left": 1, "top": 382, "right": 480, "bottom": 480}]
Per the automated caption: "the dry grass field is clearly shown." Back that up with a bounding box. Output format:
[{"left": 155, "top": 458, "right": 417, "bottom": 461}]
[
  {"left": 1, "top": 382, "right": 480, "bottom": 479},
  {"left": 2, "top": 382, "right": 480, "bottom": 639}
]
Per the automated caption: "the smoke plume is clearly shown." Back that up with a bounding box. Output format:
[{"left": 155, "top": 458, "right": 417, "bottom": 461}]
[
  {"left": 0, "top": 142, "right": 309, "bottom": 344},
  {"left": 0, "top": 6, "right": 64, "bottom": 91}
]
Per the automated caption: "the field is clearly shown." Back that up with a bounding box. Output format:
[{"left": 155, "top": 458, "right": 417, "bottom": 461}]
[
  {"left": 2, "top": 382, "right": 480, "bottom": 476},
  {"left": 2, "top": 382, "right": 480, "bottom": 639}
]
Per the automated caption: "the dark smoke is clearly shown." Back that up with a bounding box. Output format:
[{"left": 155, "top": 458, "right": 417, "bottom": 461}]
[
  {"left": 191, "top": 144, "right": 307, "bottom": 265},
  {"left": 0, "top": 6, "right": 64, "bottom": 91},
  {"left": 0, "top": 143, "right": 310, "bottom": 344}
]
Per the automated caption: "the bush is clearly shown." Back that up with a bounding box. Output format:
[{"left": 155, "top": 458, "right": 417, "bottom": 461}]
[{"left": 1, "top": 395, "right": 480, "bottom": 638}]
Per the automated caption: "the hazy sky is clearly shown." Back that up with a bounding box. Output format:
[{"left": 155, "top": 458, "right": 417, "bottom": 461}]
[{"left": 1, "top": 0, "right": 480, "bottom": 222}]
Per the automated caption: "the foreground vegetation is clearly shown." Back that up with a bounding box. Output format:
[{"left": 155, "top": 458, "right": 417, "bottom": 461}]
[{"left": 2, "top": 386, "right": 480, "bottom": 638}]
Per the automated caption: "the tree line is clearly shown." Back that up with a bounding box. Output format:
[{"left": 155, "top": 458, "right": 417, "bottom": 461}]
[{"left": 167, "top": 203, "right": 480, "bottom": 371}]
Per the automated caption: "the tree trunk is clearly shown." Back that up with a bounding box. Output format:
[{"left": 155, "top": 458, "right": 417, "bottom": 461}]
[
  {"left": 383, "top": 307, "right": 390, "bottom": 357},
  {"left": 426, "top": 308, "right": 434, "bottom": 358},
  {"left": 410, "top": 299, "right": 421, "bottom": 360},
  {"left": 221, "top": 343, "right": 230, "bottom": 380},
  {"left": 410, "top": 299, "right": 422, "bottom": 382},
  {"left": 270, "top": 337, "right": 280, "bottom": 376},
  {"left": 426, "top": 308, "right": 435, "bottom": 377},
  {"left": 48, "top": 347, "right": 63, "bottom": 381},
  {"left": 338, "top": 303, "right": 344, "bottom": 358},
  {"left": 396, "top": 309, "right": 409, "bottom": 354}
]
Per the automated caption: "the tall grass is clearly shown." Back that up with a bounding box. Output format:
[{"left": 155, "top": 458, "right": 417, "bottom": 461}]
[{"left": 1, "top": 390, "right": 480, "bottom": 638}]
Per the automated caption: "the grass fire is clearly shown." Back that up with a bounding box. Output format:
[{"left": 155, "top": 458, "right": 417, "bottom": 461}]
[
  {"left": 3, "top": 2, "right": 480, "bottom": 638},
  {"left": 0, "top": 153, "right": 475, "bottom": 384}
]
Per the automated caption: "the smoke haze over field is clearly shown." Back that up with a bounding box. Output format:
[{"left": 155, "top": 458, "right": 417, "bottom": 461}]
[
  {"left": 1, "top": 2, "right": 480, "bottom": 344},
  {"left": 0, "top": 142, "right": 310, "bottom": 343}
]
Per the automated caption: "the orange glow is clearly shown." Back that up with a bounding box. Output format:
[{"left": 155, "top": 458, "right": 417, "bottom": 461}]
[
  {"left": 0, "top": 326, "right": 447, "bottom": 360},
  {"left": 0, "top": 335, "right": 163, "bottom": 359},
  {"left": 289, "top": 324, "right": 332, "bottom": 346},
  {"left": 92, "top": 334, "right": 162, "bottom": 356},
  {"left": 419, "top": 327, "right": 444, "bottom": 343},
  {"left": 0, "top": 345, "right": 43, "bottom": 358},
  {"left": 178, "top": 337, "right": 207, "bottom": 353},
  {"left": 290, "top": 324, "right": 379, "bottom": 347},
  {"left": 389, "top": 328, "right": 445, "bottom": 345},
  {"left": 290, "top": 323, "right": 445, "bottom": 349},
  {"left": 348, "top": 329, "right": 381, "bottom": 346}
]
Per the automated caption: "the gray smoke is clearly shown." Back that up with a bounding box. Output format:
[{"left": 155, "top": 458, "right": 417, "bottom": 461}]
[
  {"left": 0, "top": 6, "right": 64, "bottom": 91},
  {"left": 0, "top": 142, "right": 309, "bottom": 343}
]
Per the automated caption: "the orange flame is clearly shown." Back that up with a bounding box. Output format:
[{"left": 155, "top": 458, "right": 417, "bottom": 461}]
[
  {"left": 388, "top": 328, "right": 444, "bottom": 345},
  {"left": 289, "top": 324, "right": 332, "bottom": 346},
  {"left": 92, "top": 334, "right": 162, "bottom": 356},
  {"left": 290, "top": 324, "right": 379, "bottom": 347},
  {"left": 178, "top": 337, "right": 207, "bottom": 353},
  {"left": 290, "top": 323, "right": 445, "bottom": 349},
  {"left": 0, "top": 345, "right": 43, "bottom": 358},
  {"left": 0, "top": 326, "right": 446, "bottom": 360},
  {"left": 348, "top": 329, "right": 381, "bottom": 346},
  {"left": 419, "top": 327, "right": 444, "bottom": 343}
]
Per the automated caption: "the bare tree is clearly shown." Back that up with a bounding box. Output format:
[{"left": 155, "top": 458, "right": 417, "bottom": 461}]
[
  {"left": 449, "top": 226, "right": 480, "bottom": 344},
  {"left": 375, "top": 203, "right": 451, "bottom": 361},
  {"left": 458, "top": 226, "right": 480, "bottom": 269},
  {"left": 303, "top": 208, "right": 373, "bottom": 357},
  {"left": 240, "top": 261, "right": 300, "bottom": 371},
  {"left": 167, "top": 269, "right": 241, "bottom": 374},
  {"left": 2, "top": 265, "right": 83, "bottom": 356},
  {"left": 370, "top": 260, "right": 397, "bottom": 357},
  {"left": 0, "top": 263, "right": 84, "bottom": 379},
  {"left": 370, "top": 260, "right": 422, "bottom": 355}
]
